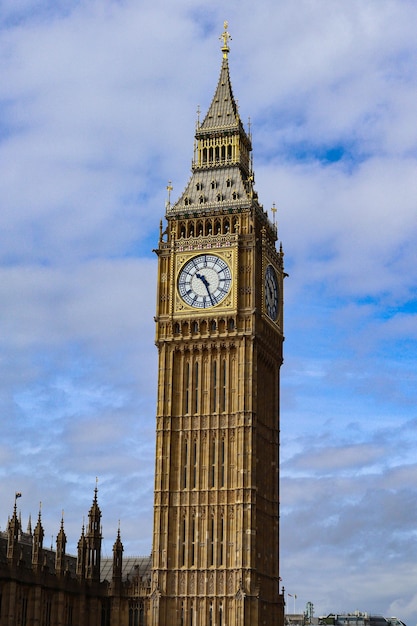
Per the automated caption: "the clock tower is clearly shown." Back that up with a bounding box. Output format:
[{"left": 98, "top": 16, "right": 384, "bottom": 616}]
[{"left": 151, "top": 23, "right": 285, "bottom": 626}]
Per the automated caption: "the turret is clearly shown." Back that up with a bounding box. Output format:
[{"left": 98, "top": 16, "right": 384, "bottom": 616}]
[
  {"left": 112, "top": 525, "right": 124, "bottom": 591},
  {"left": 32, "top": 505, "right": 44, "bottom": 571},
  {"left": 76, "top": 523, "right": 87, "bottom": 580},
  {"left": 7, "top": 494, "right": 21, "bottom": 565},
  {"left": 55, "top": 513, "right": 67, "bottom": 576},
  {"left": 86, "top": 484, "right": 102, "bottom": 583}
]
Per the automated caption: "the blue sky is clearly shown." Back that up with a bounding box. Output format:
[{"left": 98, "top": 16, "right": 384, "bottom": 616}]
[{"left": 1, "top": 0, "right": 417, "bottom": 620}]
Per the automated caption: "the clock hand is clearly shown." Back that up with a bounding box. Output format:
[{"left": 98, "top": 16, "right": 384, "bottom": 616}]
[{"left": 196, "top": 273, "right": 214, "bottom": 305}]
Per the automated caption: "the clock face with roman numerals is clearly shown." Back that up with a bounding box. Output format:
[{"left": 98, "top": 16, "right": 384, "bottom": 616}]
[
  {"left": 265, "top": 264, "right": 279, "bottom": 321},
  {"left": 178, "top": 254, "right": 232, "bottom": 308}
]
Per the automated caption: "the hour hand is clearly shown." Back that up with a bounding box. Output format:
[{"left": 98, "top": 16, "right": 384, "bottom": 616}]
[{"left": 196, "top": 272, "right": 210, "bottom": 289}]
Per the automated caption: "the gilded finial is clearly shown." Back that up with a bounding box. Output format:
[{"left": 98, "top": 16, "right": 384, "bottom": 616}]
[
  {"left": 271, "top": 203, "right": 277, "bottom": 225},
  {"left": 165, "top": 181, "right": 173, "bottom": 209},
  {"left": 220, "top": 21, "right": 231, "bottom": 58}
]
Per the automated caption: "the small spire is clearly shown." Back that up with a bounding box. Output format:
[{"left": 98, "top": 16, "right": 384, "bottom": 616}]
[
  {"left": 271, "top": 203, "right": 277, "bottom": 225},
  {"left": 165, "top": 181, "right": 173, "bottom": 209},
  {"left": 220, "top": 21, "right": 231, "bottom": 59}
]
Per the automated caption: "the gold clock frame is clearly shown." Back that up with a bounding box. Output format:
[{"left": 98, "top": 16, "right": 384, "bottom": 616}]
[{"left": 173, "top": 247, "right": 237, "bottom": 316}]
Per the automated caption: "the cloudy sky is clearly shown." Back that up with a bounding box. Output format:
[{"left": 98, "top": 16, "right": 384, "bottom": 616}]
[{"left": 1, "top": 0, "right": 417, "bottom": 621}]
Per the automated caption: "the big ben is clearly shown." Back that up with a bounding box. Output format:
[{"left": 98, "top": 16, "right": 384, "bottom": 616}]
[{"left": 151, "top": 23, "right": 285, "bottom": 626}]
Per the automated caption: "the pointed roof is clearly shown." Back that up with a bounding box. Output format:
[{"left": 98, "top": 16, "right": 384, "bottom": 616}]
[
  {"left": 197, "top": 23, "right": 249, "bottom": 145},
  {"left": 169, "top": 23, "right": 257, "bottom": 216},
  {"left": 198, "top": 56, "right": 240, "bottom": 134}
]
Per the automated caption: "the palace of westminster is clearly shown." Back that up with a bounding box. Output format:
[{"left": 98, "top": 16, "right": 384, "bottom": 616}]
[{"left": 0, "top": 24, "right": 286, "bottom": 626}]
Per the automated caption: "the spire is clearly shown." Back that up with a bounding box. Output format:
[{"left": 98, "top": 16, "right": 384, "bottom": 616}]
[
  {"left": 171, "top": 22, "right": 255, "bottom": 216},
  {"left": 7, "top": 498, "right": 20, "bottom": 564},
  {"left": 56, "top": 512, "right": 67, "bottom": 576},
  {"left": 32, "top": 504, "right": 44, "bottom": 571},
  {"left": 198, "top": 23, "right": 243, "bottom": 135},
  {"left": 86, "top": 481, "right": 102, "bottom": 582},
  {"left": 112, "top": 523, "right": 124, "bottom": 592},
  {"left": 77, "top": 521, "right": 87, "bottom": 579}
]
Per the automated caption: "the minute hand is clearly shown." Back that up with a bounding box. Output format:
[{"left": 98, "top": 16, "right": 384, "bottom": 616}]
[{"left": 196, "top": 272, "right": 214, "bottom": 306}]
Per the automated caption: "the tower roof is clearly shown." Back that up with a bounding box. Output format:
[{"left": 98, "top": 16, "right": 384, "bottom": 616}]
[
  {"left": 169, "top": 22, "right": 256, "bottom": 216},
  {"left": 198, "top": 56, "right": 239, "bottom": 135}
]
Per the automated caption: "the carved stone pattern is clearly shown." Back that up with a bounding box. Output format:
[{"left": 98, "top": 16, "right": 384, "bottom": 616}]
[
  {"left": 227, "top": 571, "right": 234, "bottom": 594},
  {"left": 198, "top": 572, "right": 205, "bottom": 595},
  {"left": 208, "top": 572, "right": 214, "bottom": 595},
  {"left": 179, "top": 572, "right": 186, "bottom": 595},
  {"left": 190, "top": 573, "right": 196, "bottom": 595},
  {"left": 218, "top": 572, "right": 225, "bottom": 594}
]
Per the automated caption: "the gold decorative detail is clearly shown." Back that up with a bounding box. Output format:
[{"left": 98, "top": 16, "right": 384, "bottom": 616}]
[
  {"left": 220, "top": 21, "right": 231, "bottom": 58},
  {"left": 271, "top": 202, "right": 277, "bottom": 224}
]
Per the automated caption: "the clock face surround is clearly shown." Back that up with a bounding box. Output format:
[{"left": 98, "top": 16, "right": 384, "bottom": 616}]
[
  {"left": 178, "top": 254, "right": 232, "bottom": 309},
  {"left": 265, "top": 264, "right": 279, "bottom": 321}
]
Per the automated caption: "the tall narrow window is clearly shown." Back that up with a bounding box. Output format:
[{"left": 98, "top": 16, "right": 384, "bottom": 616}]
[
  {"left": 183, "top": 439, "right": 188, "bottom": 489},
  {"left": 185, "top": 362, "right": 190, "bottom": 414},
  {"left": 190, "top": 603, "right": 194, "bottom": 626},
  {"left": 219, "top": 604, "right": 223, "bottom": 626},
  {"left": 209, "top": 517, "right": 215, "bottom": 566},
  {"left": 220, "top": 439, "right": 225, "bottom": 487},
  {"left": 209, "top": 604, "right": 213, "bottom": 626},
  {"left": 221, "top": 358, "right": 227, "bottom": 412},
  {"left": 181, "top": 603, "right": 185, "bottom": 626},
  {"left": 212, "top": 360, "right": 217, "bottom": 412},
  {"left": 191, "top": 516, "right": 196, "bottom": 565},
  {"left": 194, "top": 361, "right": 199, "bottom": 414},
  {"left": 210, "top": 438, "right": 216, "bottom": 488},
  {"left": 181, "top": 517, "right": 186, "bottom": 566},
  {"left": 219, "top": 517, "right": 224, "bottom": 565},
  {"left": 192, "top": 439, "right": 197, "bottom": 489}
]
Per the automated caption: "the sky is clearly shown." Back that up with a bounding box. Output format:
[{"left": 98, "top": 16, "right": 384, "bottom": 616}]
[{"left": 1, "top": 0, "right": 417, "bottom": 621}]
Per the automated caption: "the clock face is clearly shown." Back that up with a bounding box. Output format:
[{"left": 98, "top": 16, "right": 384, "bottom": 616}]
[
  {"left": 265, "top": 264, "right": 279, "bottom": 321},
  {"left": 178, "top": 254, "right": 232, "bottom": 308}
]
